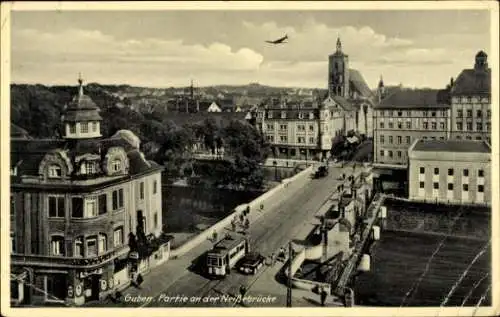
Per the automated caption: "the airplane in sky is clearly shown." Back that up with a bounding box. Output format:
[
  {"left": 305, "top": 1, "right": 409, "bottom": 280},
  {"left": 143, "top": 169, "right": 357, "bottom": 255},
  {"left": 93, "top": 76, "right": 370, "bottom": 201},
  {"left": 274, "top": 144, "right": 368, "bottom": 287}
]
[{"left": 265, "top": 34, "right": 288, "bottom": 45}]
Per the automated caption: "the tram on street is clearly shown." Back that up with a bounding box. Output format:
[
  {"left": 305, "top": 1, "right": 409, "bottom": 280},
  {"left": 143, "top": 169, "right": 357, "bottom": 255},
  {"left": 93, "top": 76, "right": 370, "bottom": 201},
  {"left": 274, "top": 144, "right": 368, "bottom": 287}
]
[{"left": 206, "top": 234, "right": 249, "bottom": 277}]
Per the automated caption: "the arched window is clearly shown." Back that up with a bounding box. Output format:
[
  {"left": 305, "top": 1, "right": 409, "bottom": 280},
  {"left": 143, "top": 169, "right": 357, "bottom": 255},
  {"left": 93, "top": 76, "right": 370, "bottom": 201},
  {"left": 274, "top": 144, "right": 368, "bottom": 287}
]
[{"left": 111, "top": 159, "right": 122, "bottom": 173}]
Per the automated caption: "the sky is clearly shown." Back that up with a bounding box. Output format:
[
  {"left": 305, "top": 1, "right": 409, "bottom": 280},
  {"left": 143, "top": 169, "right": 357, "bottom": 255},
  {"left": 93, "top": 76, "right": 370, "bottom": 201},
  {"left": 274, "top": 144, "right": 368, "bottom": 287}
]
[{"left": 11, "top": 9, "right": 491, "bottom": 89}]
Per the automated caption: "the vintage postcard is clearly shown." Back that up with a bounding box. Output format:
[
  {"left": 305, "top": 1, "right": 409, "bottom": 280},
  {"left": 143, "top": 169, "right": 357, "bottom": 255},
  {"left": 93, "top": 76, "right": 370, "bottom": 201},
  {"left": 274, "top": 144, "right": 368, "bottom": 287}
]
[{"left": 1, "top": 1, "right": 498, "bottom": 317}]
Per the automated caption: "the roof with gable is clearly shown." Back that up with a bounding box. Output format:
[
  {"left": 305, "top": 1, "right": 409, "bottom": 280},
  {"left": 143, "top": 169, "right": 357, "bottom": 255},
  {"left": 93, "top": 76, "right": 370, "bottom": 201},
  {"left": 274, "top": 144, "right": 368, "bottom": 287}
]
[
  {"left": 375, "top": 89, "right": 450, "bottom": 109},
  {"left": 349, "top": 69, "right": 373, "bottom": 98}
]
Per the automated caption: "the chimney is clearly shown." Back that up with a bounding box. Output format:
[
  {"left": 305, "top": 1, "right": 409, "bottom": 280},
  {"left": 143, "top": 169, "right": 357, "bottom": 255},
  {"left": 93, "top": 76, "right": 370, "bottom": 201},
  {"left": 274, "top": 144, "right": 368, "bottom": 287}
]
[{"left": 450, "top": 77, "right": 454, "bottom": 87}]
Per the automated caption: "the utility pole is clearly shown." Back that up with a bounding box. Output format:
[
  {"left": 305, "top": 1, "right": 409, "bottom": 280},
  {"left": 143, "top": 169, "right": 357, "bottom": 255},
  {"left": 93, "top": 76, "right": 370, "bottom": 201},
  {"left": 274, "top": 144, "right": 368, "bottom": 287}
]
[{"left": 286, "top": 241, "right": 292, "bottom": 307}]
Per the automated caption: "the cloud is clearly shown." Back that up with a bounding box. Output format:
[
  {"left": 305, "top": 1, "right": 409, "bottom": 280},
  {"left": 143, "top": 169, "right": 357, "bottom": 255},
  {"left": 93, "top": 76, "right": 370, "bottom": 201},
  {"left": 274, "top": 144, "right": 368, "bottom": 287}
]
[{"left": 12, "top": 28, "right": 264, "bottom": 75}]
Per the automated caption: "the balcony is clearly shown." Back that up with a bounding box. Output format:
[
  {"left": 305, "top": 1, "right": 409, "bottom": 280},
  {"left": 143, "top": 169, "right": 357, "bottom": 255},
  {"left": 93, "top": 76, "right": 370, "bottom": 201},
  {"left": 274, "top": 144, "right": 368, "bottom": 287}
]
[{"left": 11, "top": 245, "right": 130, "bottom": 270}]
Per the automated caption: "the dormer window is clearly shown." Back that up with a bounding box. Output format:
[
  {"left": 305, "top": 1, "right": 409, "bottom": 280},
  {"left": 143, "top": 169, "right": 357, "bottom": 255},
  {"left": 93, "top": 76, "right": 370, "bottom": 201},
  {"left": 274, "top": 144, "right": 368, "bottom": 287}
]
[
  {"left": 112, "top": 159, "right": 122, "bottom": 173},
  {"left": 281, "top": 111, "right": 287, "bottom": 119},
  {"left": 48, "top": 165, "right": 62, "bottom": 178},
  {"left": 81, "top": 161, "right": 97, "bottom": 175},
  {"left": 309, "top": 112, "right": 314, "bottom": 119},
  {"left": 298, "top": 112, "right": 304, "bottom": 119},
  {"left": 92, "top": 122, "right": 98, "bottom": 132},
  {"left": 69, "top": 124, "right": 76, "bottom": 134}
]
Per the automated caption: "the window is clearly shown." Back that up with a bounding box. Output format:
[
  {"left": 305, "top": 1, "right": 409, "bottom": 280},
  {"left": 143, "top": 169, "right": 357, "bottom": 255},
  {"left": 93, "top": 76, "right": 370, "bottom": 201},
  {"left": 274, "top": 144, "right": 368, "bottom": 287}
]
[
  {"left": 441, "top": 110, "right": 447, "bottom": 117},
  {"left": 309, "top": 137, "right": 315, "bottom": 144},
  {"left": 420, "top": 167, "right": 425, "bottom": 174},
  {"left": 380, "top": 122, "right": 385, "bottom": 128},
  {"left": 98, "top": 233, "right": 107, "bottom": 253},
  {"left": 92, "top": 122, "right": 98, "bottom": 132},
  {"left": 388, "top": 122, "right": 394, "bottom": 129},
  {"left": 466, "top": 122, "right": 472, "bottom": 131},
  {"left": 466, "top": 135, "right": 472, "bottom": 140},
  {"left": 440, "top": 122, "right": 445, "bottom": 130},
  {"left": 139, "top": 182, "right": 145, "bottom": 200},
  {"left": 71, "top": 197, "right": 84, "bottom": 218},
  {"left": 10, "top": 195, "right": 15, "bottom": 216},
  {"left": 297, "top": 137, "right": 305, "bottom": 143},
  {"left": 111, "top": 159, "right": 121, "bottom": 173},
  {"left": 487, "top": 110, "right": 491, "bottom": 118},
  {"left": 419, "top": 182, "right": 425, "bottom": 189},
  {"left": 309, "top": 112, "right": 314, "bottom": 119},
  {"left": 11, "top": 233, "right": 15, "bottom": 253},
  {"left": 98, "top": 194, "right": 107, "bottom": 215},
  {"left": 388, "top": 151, "right": 393, "bottom": 158},
  {"left": 407, "top": 111, "right": 412, "bottom": 117},
  {"left": 281, "top": 111, "right": 286, "bottom": 119},
  {"left": 431, "top": 137, "right": 436, "bottom": 140},
  {"left": 114, "top": 227, "right": 123, "bottom": 247},
  {"left": 433, "top": 182, "right": 439, "bottom": 189},
  {"left": 266, "top": 124, "right": 274, "bottom": 130},
  {"left": 463, "top": 184, "right": 469, "bottom": 192},
  {"left": 448, "top": 168, "right": 454, "bottom": 176},
  {"left": 112, "top": 188, "right": 124, "bottom": 210},
  {"left": 476, "top": 136, "right": 482, "bottom": 140},
  {"left": 406, "top": 122, "right": 411, "bottom": 129},
  {"left": 74, "top": 237, "right": 84, "bottom": 257},
  {"left": 466, "top": 110, "right": 472, "bottom": 117},
  {"left": 50, "top": 236, "right": 65, "bottom": 256},
  {"left": 478, "top": 170, "right": 484, "bottom": 177},
  {"left": 431, "top": 122, "right": 437, "bottom": 130},
  {"left": 397, "top": 111, "right": 402, "bottom": 117},
  {"left": 153, "top": 180, "right": 158, "bottom": 194},
  {"left": 297, "top": 124, "right": 305, "bottom": 131},
  {"left": 423, "top": 111, "right": 428, "bottom": 117},
  {"left": 69, "top": 124, "right": 76, "bottom": 134},
  {"left": 456, "top": 122, "right": 463, "bottom": 130},
  {"left": 268, "top": 112, "right": 273, "bottom": 119},
  {"left": 380, "top": 135, "right": 384, "bottom": 144},
  {"left": 478, "top": 185, "right": 484, "bottom": 193},
  {"left": 486, "top": 122, "right": 491, "bottom": 131},
  {"left": 476, "top": 123, "right": 483, "bottom": 131},
  {"left": 423, "top": 122, "right": 428, "bottom": 129},
  {"left": 389, "top": 136, "right": 393, "bottom": 144},
  {"left": 266, "top": 135, "right": 274, "bottom": 142},
  {"left": 154, "top": 212, "right": 159, "bottom": 229},
  {"left": 448, "top": 183, "right": 453, "bottom": 191},
  {"left": 397, "top": 151, "right": 402, "bottom": 158},
  {"left": 463, "top": 169, "right": 469, "bottom": 177},
  {"left": 85, "top": 198, "right": 97, "bottom": 218},
  {"left": 477, "top": 110, "right": 482, "bottom": 117},
  {"left": 398, "top": 122, "right": 402, "bottom": 129},
  {"left": 309, "top": 125, "right": 314, "bottom": 131},
  {"left": 48, "top": 165, "right": 62, "bottom": 178},
  {"left": 84, "top": 161, "right": 96, "bottom": 175},
  {"left": 456, "top": 135, "right": 462, "bottom": 140},
  {"left": 48, "top": 196, "right": 65, "bottom": 218},
  {"left": 81, "top": 122, "right": 89, "bottom": 133},
  {"left": 379, "top": 150, "right": 384, "bottom": 157},
  {"left": 431, "top": 111, "right": 436, "bottom": 117},
  {"left": 279, "top": 124, "right": 287, "bottom": 130},
  {"left": 406, "top": 136, "right": 411, "bottom": 144},
  {"left": 434, "top": 168, "right": 439, "bottom": 175},
  {"left": 457, "top": 110, "right": 463, "bottom": 117},
  {"left": 397, "top": 136, "right": 402, "bottom": 144},
  {"left": 298, "top": 112, "right": 304, "bottom": 119},
  {"left": 86, "top": 237, "right": 97, "bottom": 257}
]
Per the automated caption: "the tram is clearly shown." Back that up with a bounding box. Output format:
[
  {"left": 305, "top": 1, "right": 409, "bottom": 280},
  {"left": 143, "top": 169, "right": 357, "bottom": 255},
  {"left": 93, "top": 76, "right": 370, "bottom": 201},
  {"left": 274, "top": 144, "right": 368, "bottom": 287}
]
[{"left": 206, "top": 234, "right": 249, "bottom": 277}]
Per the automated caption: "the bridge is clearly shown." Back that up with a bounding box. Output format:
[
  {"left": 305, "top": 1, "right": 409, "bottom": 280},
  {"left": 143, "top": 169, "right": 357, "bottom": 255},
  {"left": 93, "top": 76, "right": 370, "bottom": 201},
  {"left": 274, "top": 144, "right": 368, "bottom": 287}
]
[{"left": 334, "top": 193, "right": 386, "bottom": 296}]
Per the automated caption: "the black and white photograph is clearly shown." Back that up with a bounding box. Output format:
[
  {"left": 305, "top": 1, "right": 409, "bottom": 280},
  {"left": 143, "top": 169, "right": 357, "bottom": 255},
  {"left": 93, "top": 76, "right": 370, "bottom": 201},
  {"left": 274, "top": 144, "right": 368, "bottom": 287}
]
[{"left": 1, "top": 1, "right": 498, "bottom": 316}]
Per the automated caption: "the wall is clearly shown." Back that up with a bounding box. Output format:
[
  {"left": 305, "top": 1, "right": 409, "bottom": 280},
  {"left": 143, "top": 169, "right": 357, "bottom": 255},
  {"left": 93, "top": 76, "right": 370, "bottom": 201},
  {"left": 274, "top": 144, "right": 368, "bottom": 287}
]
[{"left": 170, "top": 165, "right": 314, "bottom": 258}]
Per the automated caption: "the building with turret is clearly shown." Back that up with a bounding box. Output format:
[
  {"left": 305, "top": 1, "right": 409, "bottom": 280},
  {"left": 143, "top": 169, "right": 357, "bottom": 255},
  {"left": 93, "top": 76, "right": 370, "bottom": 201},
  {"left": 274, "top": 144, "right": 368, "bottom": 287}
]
[{"left": 10, "top": 78, "right": 169, "bottom": 306}]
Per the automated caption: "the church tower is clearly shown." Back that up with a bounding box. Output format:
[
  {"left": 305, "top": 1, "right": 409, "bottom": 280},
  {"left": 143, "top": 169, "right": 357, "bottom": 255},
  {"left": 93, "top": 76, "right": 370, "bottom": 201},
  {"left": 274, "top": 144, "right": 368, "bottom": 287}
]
[
  {"left": 377, "top": 75, "right": 386, "bottom": 102},
  {"left": 328, "top": 37, "right": 350, "bottom": 98},
  {"left": 61, "top": 76, "right": 102, "bottom": 139}
]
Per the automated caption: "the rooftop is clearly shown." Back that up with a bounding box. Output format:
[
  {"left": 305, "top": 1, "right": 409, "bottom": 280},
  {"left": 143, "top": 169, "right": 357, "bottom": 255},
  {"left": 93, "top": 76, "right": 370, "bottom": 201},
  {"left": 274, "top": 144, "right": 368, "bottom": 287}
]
[
  {"left": 349, "top": 69, "right": 374, "bottom": 98},
  {"left": 375, "top": 89, "right": 450, "bottom": 109},
  {"left": 451, "top": 68, "right": 491, "bottom": 96},
  {"left": 412, "top": 139, "right": 491, "bottom": 153}
]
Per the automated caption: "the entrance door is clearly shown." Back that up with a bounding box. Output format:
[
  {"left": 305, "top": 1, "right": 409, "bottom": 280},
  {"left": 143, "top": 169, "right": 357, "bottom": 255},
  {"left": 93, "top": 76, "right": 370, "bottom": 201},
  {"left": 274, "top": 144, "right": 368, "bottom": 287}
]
[{"left": 90, "top": 275, "right": 100, "bottom": 301}]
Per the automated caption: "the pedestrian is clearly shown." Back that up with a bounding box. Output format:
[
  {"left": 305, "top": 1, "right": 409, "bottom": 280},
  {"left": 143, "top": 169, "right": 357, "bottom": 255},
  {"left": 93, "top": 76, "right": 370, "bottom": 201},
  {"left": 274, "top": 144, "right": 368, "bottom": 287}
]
[
  {"left": 271, "top": 252, "right": 276, "bottom": 266},
  {"left": 320, "top": 287, "right": 327, "bottom": 306}
]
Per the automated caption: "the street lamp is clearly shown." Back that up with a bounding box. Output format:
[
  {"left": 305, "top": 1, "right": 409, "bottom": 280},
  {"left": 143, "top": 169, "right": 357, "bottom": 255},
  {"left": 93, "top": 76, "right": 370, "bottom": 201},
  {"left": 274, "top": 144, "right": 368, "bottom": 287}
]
[{"left": 273, "top": 160, "right": 278, "bottom": 181}]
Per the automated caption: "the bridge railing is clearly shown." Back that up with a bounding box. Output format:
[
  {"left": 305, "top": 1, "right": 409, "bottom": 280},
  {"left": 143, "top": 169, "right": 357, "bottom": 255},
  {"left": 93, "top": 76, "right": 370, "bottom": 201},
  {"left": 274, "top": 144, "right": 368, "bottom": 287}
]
[{"left": 334, "top": 193, "right": 385, "bottom": 295}]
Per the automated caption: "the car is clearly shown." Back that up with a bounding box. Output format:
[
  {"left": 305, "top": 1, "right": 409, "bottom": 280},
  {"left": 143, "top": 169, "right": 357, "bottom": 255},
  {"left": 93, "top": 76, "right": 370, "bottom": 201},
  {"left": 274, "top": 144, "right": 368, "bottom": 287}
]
[
  {"left": 238, "top": 252, "right": 265, "bottom": 275},
  {"left": 314, "top": 166, "right": 329, "bottom": 178}
]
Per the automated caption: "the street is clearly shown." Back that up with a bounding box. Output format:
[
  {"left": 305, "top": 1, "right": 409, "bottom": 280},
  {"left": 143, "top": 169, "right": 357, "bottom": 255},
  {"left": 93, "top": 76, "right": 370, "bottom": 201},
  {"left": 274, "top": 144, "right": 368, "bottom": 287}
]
[{"left": 95, "top": 163, "right": 358, "bottom": 307}]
